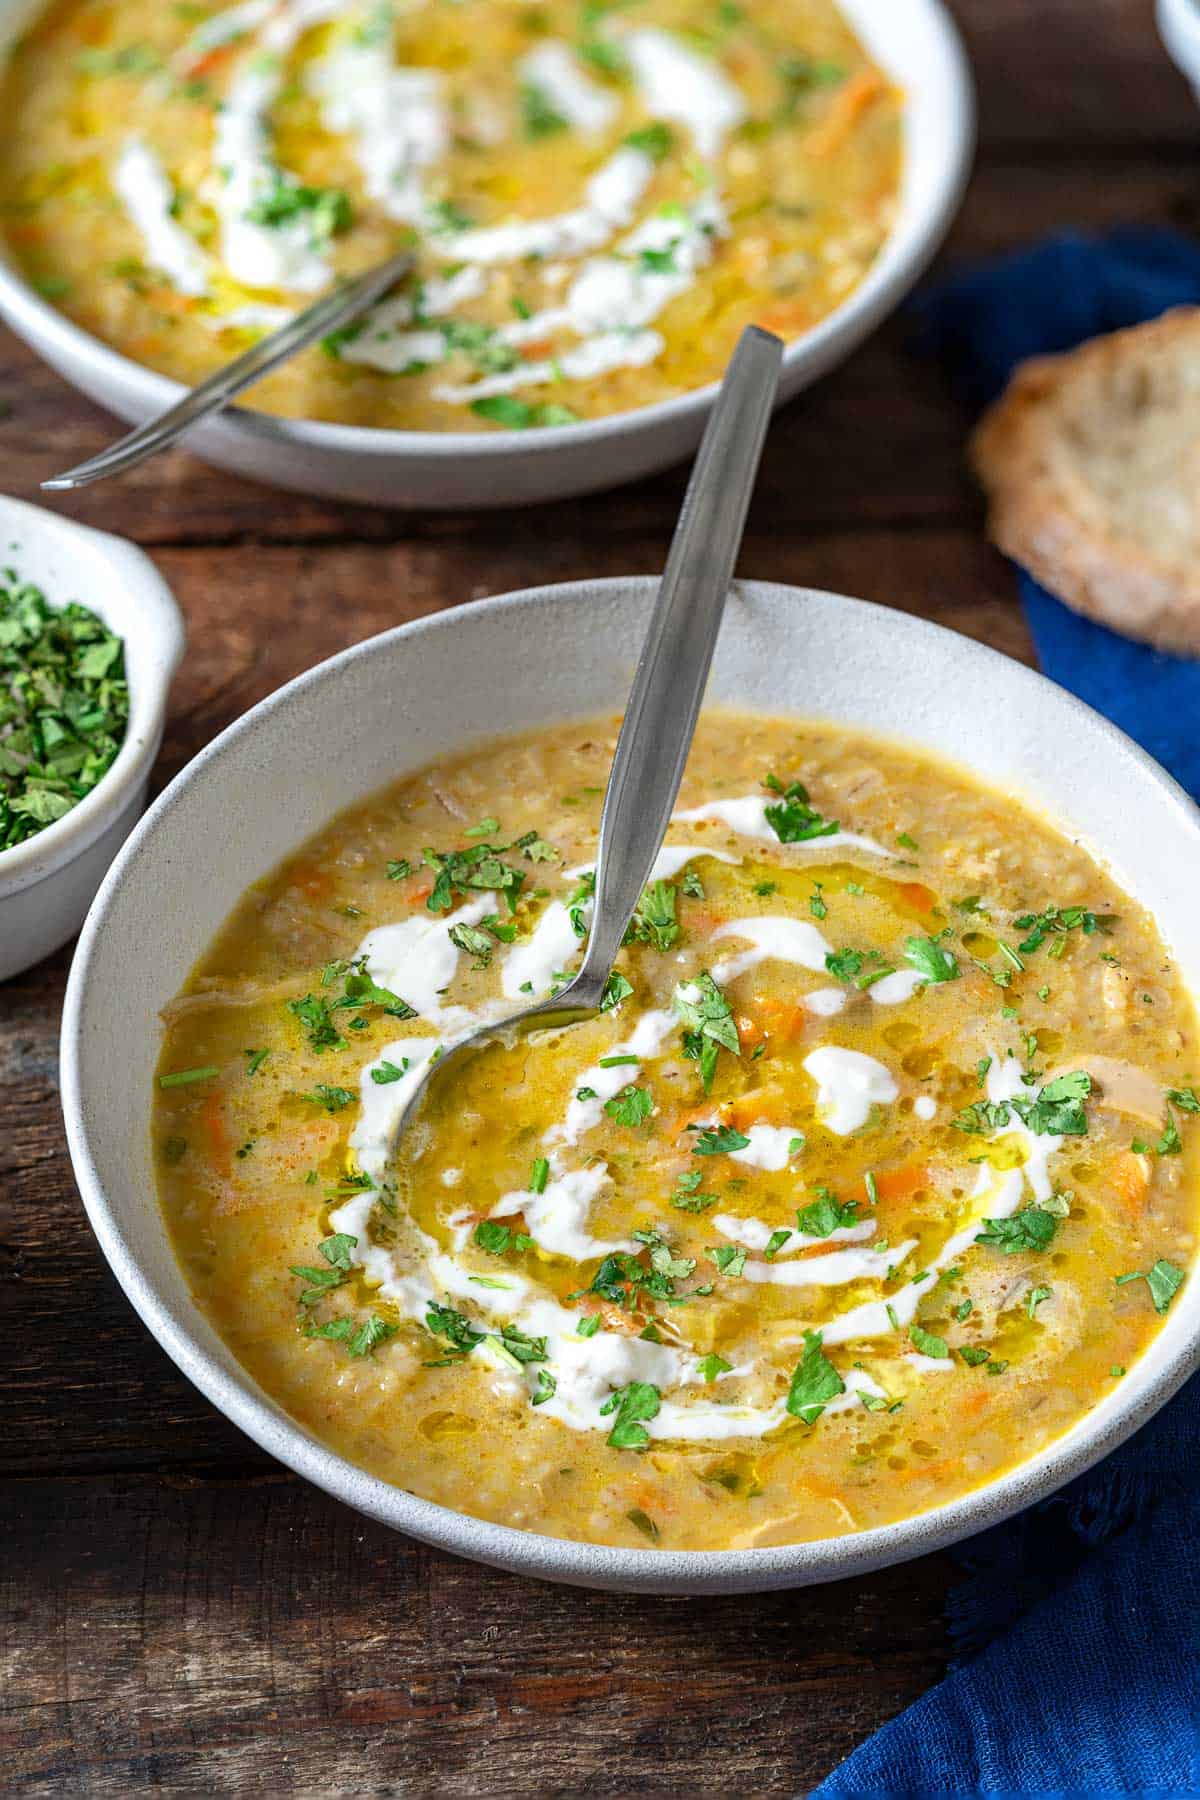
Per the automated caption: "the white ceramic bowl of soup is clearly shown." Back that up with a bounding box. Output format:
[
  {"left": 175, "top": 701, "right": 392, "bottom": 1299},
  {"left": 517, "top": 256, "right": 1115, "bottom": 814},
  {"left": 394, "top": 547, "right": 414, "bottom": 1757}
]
[
  {"left": 0, "top": 0, "right": 973, "bottom": 508},
  {"left": 0, "top": 495, "right": 184, "bottom": 981},
  {"left": 60, "top": 578, "right": 1200, "bottom": 1592}
]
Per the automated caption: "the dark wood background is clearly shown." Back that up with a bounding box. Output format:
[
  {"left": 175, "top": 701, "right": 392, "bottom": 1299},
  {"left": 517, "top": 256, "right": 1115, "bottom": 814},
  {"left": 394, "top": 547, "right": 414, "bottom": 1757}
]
[{"left": 2, "top": 2, "right": 1194, "bottom": 1790}]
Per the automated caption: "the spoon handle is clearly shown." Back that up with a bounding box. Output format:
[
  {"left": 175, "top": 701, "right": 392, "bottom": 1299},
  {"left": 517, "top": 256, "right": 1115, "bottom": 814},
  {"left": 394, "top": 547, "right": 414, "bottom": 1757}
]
[
  {"left": 40, "top": 247, "right": 415, "bottom": 491},
  {"left": 575, "top": 324, "right": 782, "bottom": 999}
]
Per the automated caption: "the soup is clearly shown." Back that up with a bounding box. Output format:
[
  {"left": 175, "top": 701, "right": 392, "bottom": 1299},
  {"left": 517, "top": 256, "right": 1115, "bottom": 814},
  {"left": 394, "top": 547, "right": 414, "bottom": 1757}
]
[
  {"left": 154, "top": 716, "right": 1197, "bottom": 1551},
  {"left": 0, "top": 0, "right": 901, "bottom": 430}
]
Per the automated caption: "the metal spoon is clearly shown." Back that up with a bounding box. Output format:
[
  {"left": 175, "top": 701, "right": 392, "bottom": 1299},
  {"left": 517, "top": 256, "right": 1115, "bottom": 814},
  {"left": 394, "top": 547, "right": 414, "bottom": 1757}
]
[
  {"left": 41, "top": 246, "right": 415, "bottom": 491},
  {"left": 391, "top": 323, "right": 782, "bottom": 1165}
]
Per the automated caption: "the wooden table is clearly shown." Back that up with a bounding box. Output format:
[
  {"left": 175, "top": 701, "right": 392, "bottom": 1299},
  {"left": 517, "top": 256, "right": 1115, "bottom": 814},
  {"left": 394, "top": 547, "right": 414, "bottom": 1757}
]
[{"left": 2, "top": 3, "right": 1193, "bottom": 1789}]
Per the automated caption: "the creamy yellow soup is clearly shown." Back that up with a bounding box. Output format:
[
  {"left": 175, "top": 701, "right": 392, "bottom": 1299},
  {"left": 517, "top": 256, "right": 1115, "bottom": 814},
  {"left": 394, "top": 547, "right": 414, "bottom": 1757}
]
[
  {"left": 0, "top": 0, "right": 901, "bottom": 430},
  {"left": 154, "top": 716, "right": 1198, "bottom": 1551}
]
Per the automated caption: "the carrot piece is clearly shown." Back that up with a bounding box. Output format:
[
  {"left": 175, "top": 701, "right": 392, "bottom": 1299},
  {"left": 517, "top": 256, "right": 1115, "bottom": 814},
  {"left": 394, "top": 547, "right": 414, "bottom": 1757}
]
[
  {"left": 752, "top": 996, "right": 807, "bottom": 1041},
  {"left": 896, "top": 1457, "right": 963, "bottom": 1482},
  {"left": 735, "top": 1013, "right": 766, "bottom": 1054},
  {"left": 1112, "top": 1150, "right": 1151, "bottom": 1217},
  {"left": 869, "top": 1163, "right": 929, "bottom": 1206},
  {"left": 896, "top": 881, "right": 937, "bottom": 914},
  {"left": 754, "top": 299, "right": 813, "bottom": 339},
  {"left": 190, "top": 43, "right": 238, "bottom": 80},
  {"left": 729, "top": 1089, "right": 785, "bottom": 1130},
  {"left": 807, "top": 66, "right": 886, "bottom": 157},
  {"left": 289, "top": 860, "right": 334, "bottom": 900}
]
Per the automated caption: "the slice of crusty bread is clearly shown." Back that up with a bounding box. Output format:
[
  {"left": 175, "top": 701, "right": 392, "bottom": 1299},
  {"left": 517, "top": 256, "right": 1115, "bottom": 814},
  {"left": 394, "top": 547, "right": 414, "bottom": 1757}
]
[{"left": 971, "top": 307, "right": 1200, "bottom": 655}]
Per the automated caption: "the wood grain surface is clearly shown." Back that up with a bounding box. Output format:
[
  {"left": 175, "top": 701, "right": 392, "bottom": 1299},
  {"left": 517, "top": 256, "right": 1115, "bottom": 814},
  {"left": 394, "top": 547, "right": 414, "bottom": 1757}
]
[{"left": 1, "top": 2, "right": 1192, "bottom": 1791}]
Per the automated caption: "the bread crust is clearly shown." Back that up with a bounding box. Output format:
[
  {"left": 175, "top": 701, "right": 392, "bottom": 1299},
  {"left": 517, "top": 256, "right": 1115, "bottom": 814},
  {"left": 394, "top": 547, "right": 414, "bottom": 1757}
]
[{"left": 971, "top": 308, "right": 1200, "bottom": 656}]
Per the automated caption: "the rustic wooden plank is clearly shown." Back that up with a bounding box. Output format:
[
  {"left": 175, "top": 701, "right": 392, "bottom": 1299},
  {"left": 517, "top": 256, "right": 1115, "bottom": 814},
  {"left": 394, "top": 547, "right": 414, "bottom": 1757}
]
[
  {"left": 0, "top": 1472, "right": 953, "bottom": 1795},
  {"left": 955, "top": 0, "right": 1197, "bottom": 151}
]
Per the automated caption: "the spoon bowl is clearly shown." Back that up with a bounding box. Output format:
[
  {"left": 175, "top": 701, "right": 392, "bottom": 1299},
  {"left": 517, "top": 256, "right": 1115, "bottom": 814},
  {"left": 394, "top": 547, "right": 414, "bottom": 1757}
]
[{"left": 388, "top": 326, "right": 782, "bottom": 1169}]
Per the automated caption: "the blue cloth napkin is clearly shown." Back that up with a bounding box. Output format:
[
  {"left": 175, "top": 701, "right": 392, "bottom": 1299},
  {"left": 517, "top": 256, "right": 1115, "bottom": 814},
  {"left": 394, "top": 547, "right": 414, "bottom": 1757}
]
[{"left": 814, "top": 230, "right": 1200, "bottom": 1799}]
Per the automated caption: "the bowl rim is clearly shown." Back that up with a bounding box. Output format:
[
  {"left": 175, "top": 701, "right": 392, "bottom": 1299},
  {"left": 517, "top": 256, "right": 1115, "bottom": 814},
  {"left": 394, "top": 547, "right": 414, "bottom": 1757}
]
[
  {"left": 0, "top": 494, "right": 185, "bottom": 897},
  {"left": 61, "top": 577, "right": 1200, "bottom": 1590},
  {"left": 0, "top": 0, "right": 974, "bottom": 466}
]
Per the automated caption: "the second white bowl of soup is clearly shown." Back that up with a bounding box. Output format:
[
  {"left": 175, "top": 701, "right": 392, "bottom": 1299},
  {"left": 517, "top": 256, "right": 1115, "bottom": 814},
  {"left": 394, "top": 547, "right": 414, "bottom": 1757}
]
[
  {"left": 0, "top": 0, "right": 972, "bottom": 505},
  {"left": 61, "top": 580, "right": 1200, "bottom": 1591}
]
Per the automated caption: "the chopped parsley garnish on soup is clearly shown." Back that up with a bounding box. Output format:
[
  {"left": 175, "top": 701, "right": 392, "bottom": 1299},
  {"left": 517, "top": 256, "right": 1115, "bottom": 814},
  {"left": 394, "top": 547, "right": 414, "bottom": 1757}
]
[
  {"left": 153, "top": 715, "right": 1197, "bottom": 1551},
  {"left": 0, "top": 0, "right": 901, "bottom": 431}
]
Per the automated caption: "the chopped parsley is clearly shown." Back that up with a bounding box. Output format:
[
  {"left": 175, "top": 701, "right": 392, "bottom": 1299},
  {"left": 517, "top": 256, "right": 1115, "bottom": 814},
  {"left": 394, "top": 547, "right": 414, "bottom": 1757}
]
[
  {"left": 305, "top": 1313, "right": 398, "bottom": 1357},
  {"left": 290, "top": 1232, "right": 357, "bottom": 1306},
  {"left": 951, "top": 1071, "right": 1091, "bottom": 1139},
  {"left": 246, "top": 177, "right": 352, "bottom": 240},
  {"left": 674, "top": 971, "right": 739, "bottom": 1092},
  {"left": 519, "top": 80, "right": 569, "bottom": 138},
  {"left": 1013, "top": 903, "right": 1114, "bottom": 956},
  {"left": 600, "top": 1380, "right": 660, "bottom": 1449},
  {"left": 697, "top": 1352, "right": 732, "bottom": 1382},
  {"left": 763, "top": 774, "right": 839, "bottom": 843},
  {"left": 448, "top": 921, "right": 495, "bottom": 967},
  {"left": 974, "top": 1206, "right": 1059, "bottom": 1255},
  {"left": 0, "top": 576, "right": 130, "bottom": 851},
  {"left": 692, "top": 1123, "right": 750, "bottom": 1157},
  {"left": 709, "top": 1244, "right": 747, "bottom": 1277},
  {"left": 600, "top": 971, "right": 634, "bottom": 1011},
  {"left": 604, "top": 1083, "right": 653, "bottom": 1127},
  {"left": 286, "top": 992, "right": 345, "bottom": 1055},
  {"left": 158, "top": 1065, "right": 219, "bottom": 1089},
  {"left": 1115, "top": 1259, "right": 1185, "bottom": 1314},
  {"left": 243, "top": 1047, "right": 269, "bottom": 1077},
  {"left": 903, "top": 935, "right": 960, "bottom": 983},
  {"left": 951, "top": 1098, "right": 1012, "bottom": 1135},
  {"left": 624, "top": 121, "right": 674, "bottom": 160},
  {"left": 474, "top": 1221, "right": 514, "bottom": 1256},
  {"left": 786, "top": 1330, "right": 844, "bottom": 1424},
  {"left": 529, "top": 1156, "right": 550, "bottom": 1194},
  {"left": 302, "top": 1083, "right": 356, "bottom": 1113},
  {"left": 470, "top": 395, "right": 579, "bottom": 430},
  {"left": 1026, "top": 1284, "right": 1052, "bottom": 1318},
  {"left": 670, "top": 1170, "right": 718, "bottom": 1212},
  {"left": 825, "top": 946, "right": 863, "bottom": 983},
  {"left": 796, "top": 1188, "right": 858, "bottom": 1238},
  {"left": 909, "top": 1324, "right": 948, "bottom": 1359},
  {"left": 1132, "top": 1118, "right": 1183, "bottom": 1157},
  {"left": 424, "top": 839, "right": 526, "bottom": 914},
  {"left": 627, "top": 879, "right": 679, "bottom": 951},
  {"left": 370, "top": 1058, "right": 408, "bottom": 1085},
  {"left": 1010, "top": 1069, "right": 1091, "bottom": 1136}
]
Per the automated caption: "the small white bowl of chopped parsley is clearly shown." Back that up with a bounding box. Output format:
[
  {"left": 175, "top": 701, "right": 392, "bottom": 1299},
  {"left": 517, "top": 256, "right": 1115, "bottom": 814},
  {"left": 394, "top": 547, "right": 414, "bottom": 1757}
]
[{"left": 0, "top": 496, "right": 184, "bottom": 979}]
